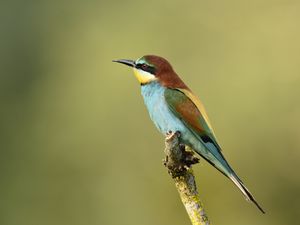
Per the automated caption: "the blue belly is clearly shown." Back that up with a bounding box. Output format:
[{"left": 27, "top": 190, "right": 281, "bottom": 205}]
[
  {"left": 141, "top": 82, "right": 186, "bottom": 134},
  {"left": 140, "top": 82, "right": 205, "bottom": 151}
]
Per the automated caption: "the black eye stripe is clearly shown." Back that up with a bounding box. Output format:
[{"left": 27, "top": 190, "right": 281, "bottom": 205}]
[
  {"left": 136, "top": 63, "right": 156, "bottom": 74},
  {"left": 135, "top": 63, "right": 145, "bottom": 70}
]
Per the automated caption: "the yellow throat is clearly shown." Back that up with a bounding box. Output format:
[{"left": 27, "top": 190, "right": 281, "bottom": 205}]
[{"left": 133, "top": 68, "right": 157, "bottom": 84}]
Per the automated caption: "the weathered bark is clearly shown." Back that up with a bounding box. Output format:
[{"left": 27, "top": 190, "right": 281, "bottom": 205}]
[{"left": 164, "top": 131, "right": 211, "bottom": 225}]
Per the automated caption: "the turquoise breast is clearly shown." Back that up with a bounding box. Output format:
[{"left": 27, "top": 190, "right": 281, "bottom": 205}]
[
  {"left": 141, "top": 81, "right": 186, "bottom": 134},
  {"left": 140, "top": 81, "right": 209, "bottom": 158}
]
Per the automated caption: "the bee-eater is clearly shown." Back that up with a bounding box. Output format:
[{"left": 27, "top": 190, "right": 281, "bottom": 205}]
[{"left": 113, "top": 55, "right": 265, "bottom": 213}]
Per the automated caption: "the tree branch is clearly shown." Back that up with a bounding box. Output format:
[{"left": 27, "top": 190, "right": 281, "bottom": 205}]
[{"left": 164, "top": 131, "right": 211, "bottom": 225}]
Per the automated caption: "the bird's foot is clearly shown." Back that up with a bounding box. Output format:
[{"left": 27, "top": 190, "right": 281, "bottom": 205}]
[
  {"left": 165, "top": 130, "right": 181, "bottom": 141},
  {"left": 164, "top": 132, "right": 199, "bottom": 177}
]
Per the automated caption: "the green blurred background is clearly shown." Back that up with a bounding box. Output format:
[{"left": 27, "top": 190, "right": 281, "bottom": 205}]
[{"left": 1, "top": 0, "right": 300, "bottom": 225}]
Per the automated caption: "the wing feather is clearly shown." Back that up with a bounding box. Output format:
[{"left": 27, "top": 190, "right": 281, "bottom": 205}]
[{"left": 164, "top": 88, "right": 221, "bottom": 151}]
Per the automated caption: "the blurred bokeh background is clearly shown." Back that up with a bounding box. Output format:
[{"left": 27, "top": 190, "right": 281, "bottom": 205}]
[{"left": 1, "top": 0, "right": 300, "bottom": 225}]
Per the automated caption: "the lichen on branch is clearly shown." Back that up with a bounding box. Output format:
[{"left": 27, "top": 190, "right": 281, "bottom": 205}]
[{"left": 164, "top": 131, "right": 211, "bottom": 225}]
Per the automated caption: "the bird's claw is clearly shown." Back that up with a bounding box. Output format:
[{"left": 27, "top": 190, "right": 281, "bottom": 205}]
[{"left": 165, "top": 130, "right": 181, "bottom": 140}]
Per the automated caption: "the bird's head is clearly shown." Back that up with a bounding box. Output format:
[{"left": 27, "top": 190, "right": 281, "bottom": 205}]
[{"left": 113, "top": 55, "right": 187, "bottom": 88}]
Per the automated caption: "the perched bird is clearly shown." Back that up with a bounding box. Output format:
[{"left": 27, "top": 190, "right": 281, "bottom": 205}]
[{"left": 113, "top": 55, "right": 265, "bottom": 213}]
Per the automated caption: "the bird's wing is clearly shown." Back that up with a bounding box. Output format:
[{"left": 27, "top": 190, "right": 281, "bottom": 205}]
[
  {"left": 164, "top": 87, "right": 222, "bottom": 151},
  {"left": 164, "top": 88, "right": 266, "bottom": 213}
]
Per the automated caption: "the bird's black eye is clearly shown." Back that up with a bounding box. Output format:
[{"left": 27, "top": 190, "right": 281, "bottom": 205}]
[
  {"left": 141, "top": 63, "right": 148, "bottom": 70},
  {"left": 136, "top": 63, "right": 156, "bottom": 74}
]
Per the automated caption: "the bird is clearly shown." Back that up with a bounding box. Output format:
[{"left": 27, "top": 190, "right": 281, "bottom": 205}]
[{"left": 113, "top": 55, "right": 265, "bottom": 213}]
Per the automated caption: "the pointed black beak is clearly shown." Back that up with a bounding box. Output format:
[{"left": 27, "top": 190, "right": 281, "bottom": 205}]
[{"left": 112, "top": 59, "right": 135, "bottom": 67}]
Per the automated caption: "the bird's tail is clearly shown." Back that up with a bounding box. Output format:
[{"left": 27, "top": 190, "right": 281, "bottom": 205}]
[
  {"left": 190, "top": 134, "right": 265, "bottom": 213},
  {"left": 229, "top": 173, "right": 265, "bottom": 214}
]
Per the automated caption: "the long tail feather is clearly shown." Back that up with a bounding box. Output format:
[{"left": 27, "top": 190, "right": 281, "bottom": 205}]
[{"left": 229, "top": 174, "right": 265, "bottom": 214}]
